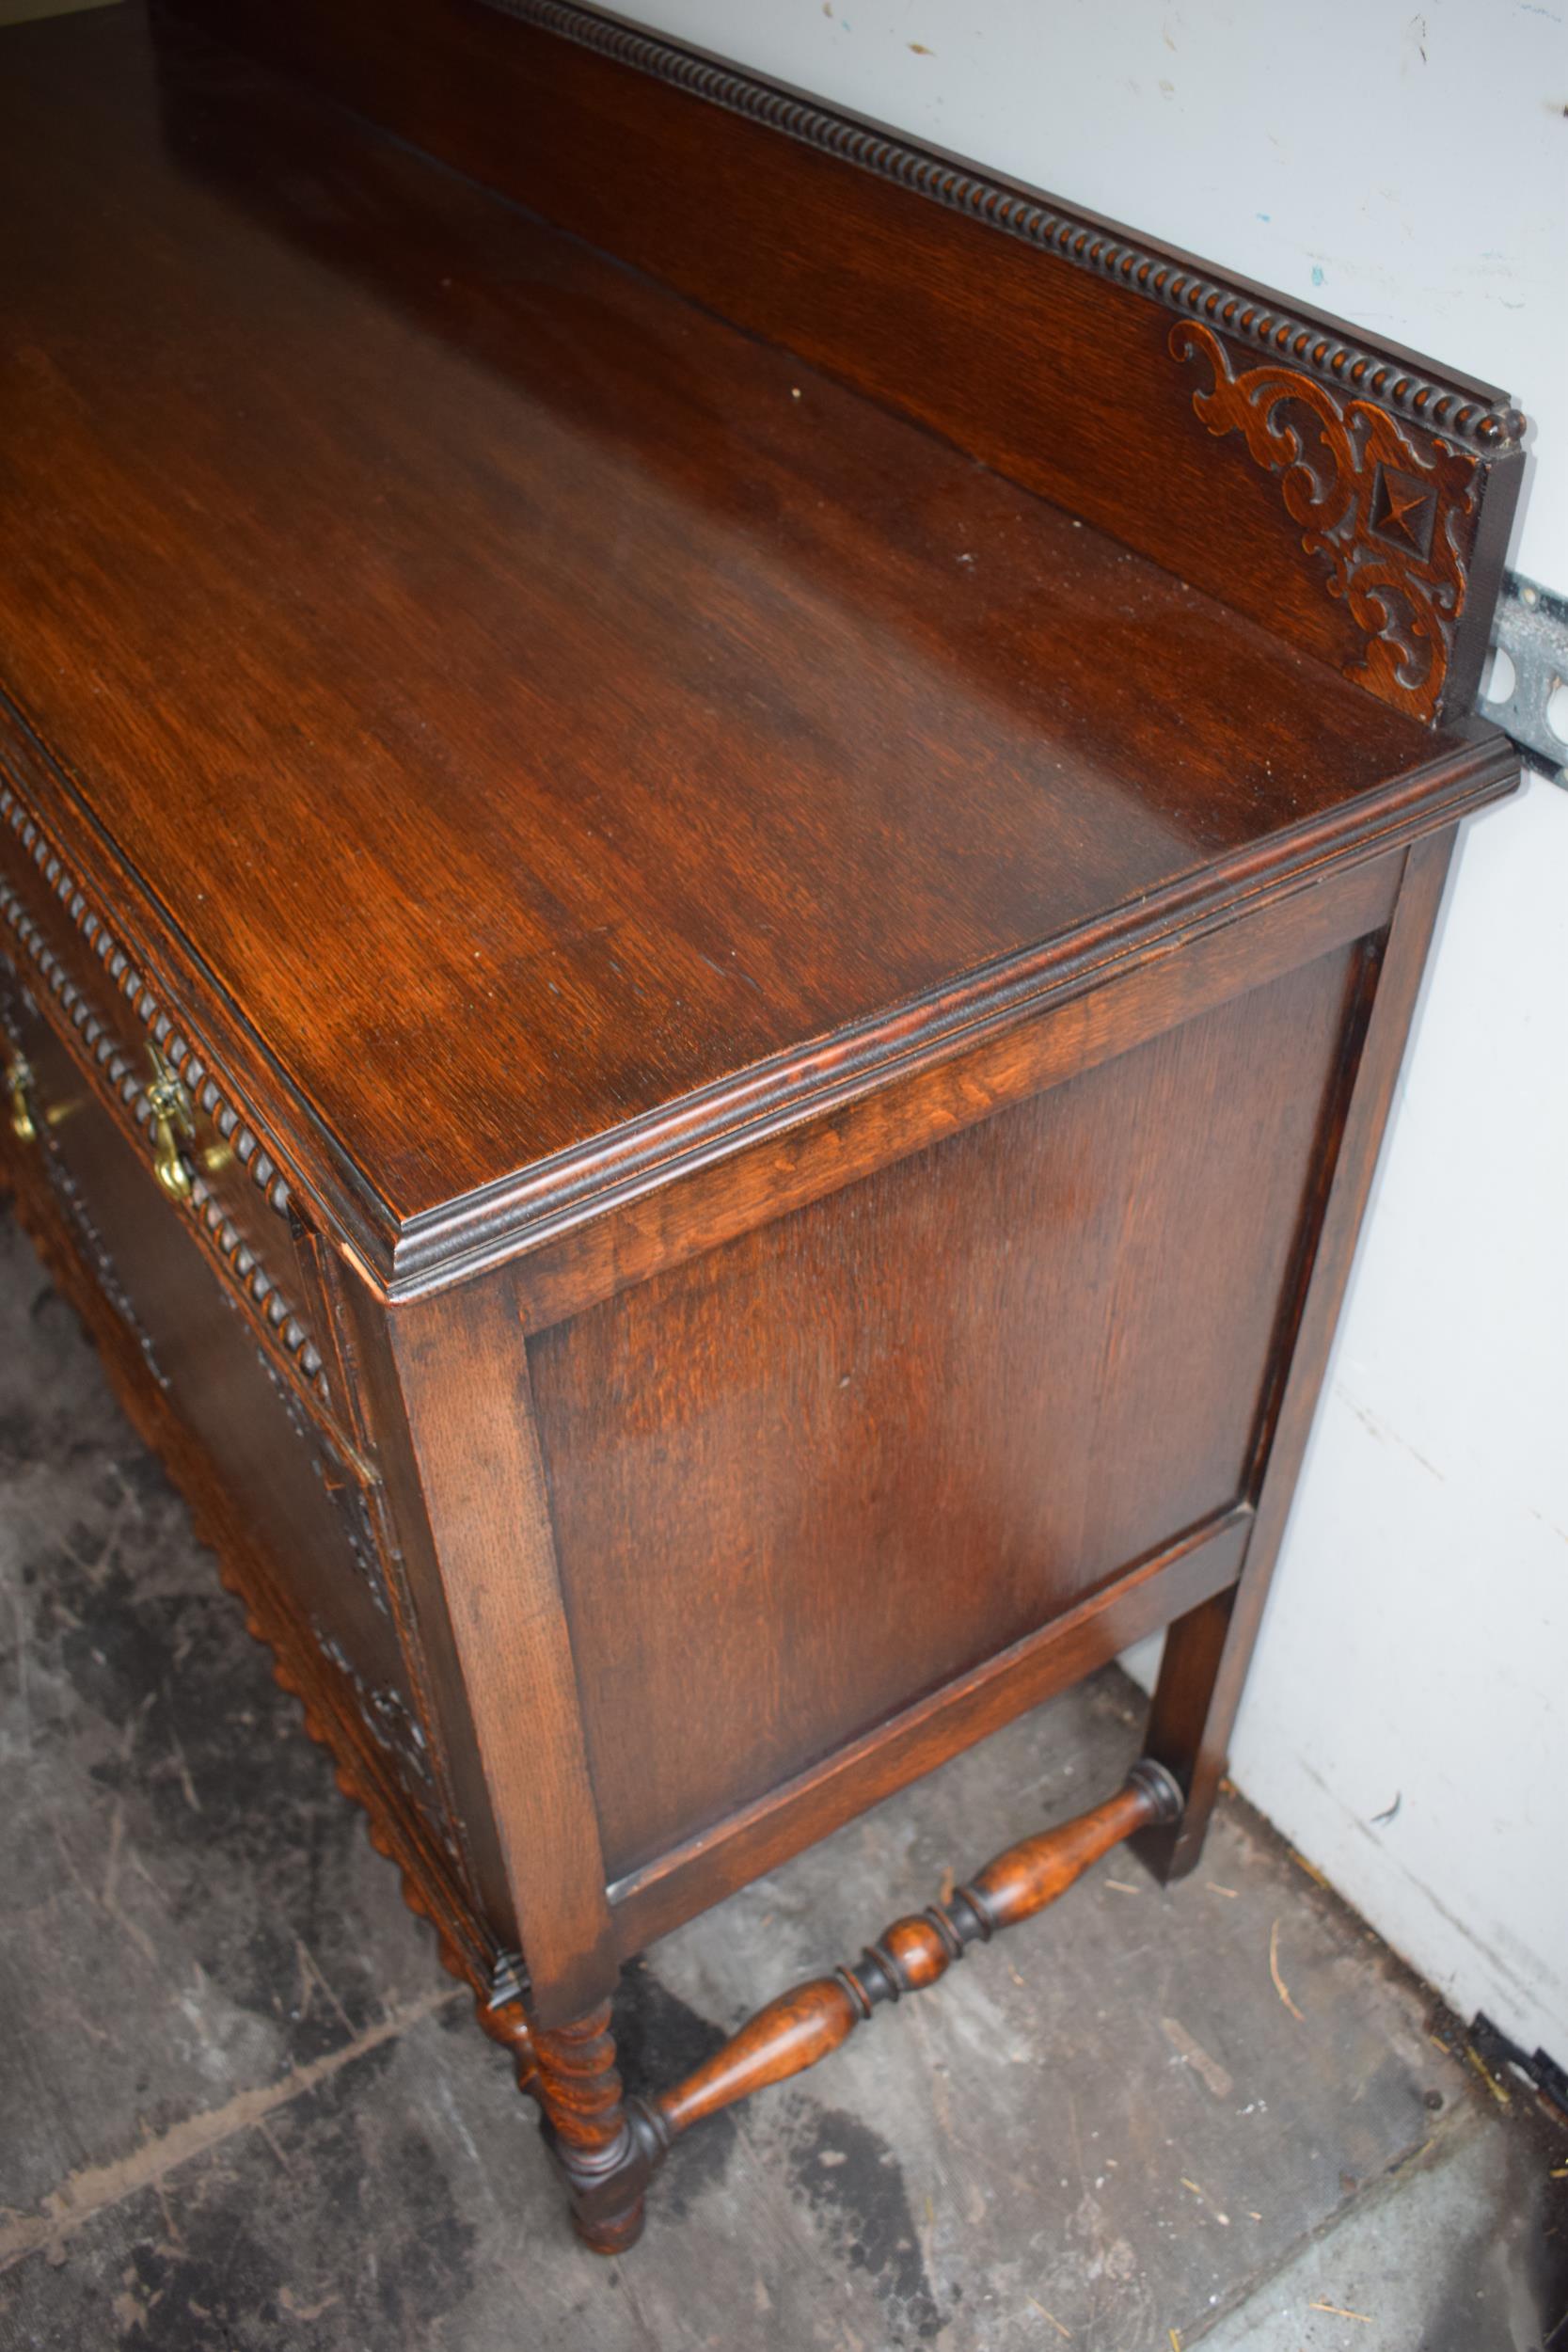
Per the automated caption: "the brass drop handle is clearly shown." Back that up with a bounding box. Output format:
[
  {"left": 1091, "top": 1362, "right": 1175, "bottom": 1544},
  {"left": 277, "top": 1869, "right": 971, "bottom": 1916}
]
[
  {"left": 6, "top": 1054, "right": 37, "bottom": 1145},
  {"left": 145, "top": 1054, "right": 194, "bottom": 1200}
]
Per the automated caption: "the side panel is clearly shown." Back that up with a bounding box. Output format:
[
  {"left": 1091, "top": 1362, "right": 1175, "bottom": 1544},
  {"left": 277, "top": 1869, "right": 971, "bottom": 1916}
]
[{"left": 531, "top": 943, "right": 1362, "bottom": 1888}]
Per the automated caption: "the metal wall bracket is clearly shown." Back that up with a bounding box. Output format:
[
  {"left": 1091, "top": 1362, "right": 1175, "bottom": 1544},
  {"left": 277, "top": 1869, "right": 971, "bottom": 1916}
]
[{"left": 1477, "top": 572, "right": 1568, "bottom": 788}]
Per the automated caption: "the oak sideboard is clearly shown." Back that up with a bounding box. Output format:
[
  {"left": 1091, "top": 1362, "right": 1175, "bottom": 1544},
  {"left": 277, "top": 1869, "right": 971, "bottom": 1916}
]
[{"left": 0, "top": 0, "right": 1526, "bottom": 2251}]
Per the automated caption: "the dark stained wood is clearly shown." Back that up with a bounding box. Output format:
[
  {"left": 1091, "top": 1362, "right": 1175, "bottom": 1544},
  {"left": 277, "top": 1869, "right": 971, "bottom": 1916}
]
[
  {"left": 0, "top": 988, "right": 435, "bottom": 1820},
  {"left": 381, "top": 1279, "right": 619, "bottom": 2026},
  {"left": 320, "top": 1248, "right": 530, "bottom": 1968},
  {"left": 0, "top": 1007, "right": 501, "bottom": 2010},
  {"left": 665, "top": 1979, "right": 863, "bottom": 2134},
  {"left": 560, "top": 1763, "right": 1183, "bottom": 2252},
  {"left": 0, "top": 950, "right": 549, "bottom": 2043},
  {"left": 0, "top": 7, "right": 1516, "bottom": 1289},
  {"left": 0, "top": 779, "right": 340, "bottom": 1433},
  {"left": 605, "top": 1509, "right": 1248, "bottom": 1956},
  {"left": 505, "top": 849, "right": 1405, "bottom": 1335},
  {"left": 1135, "top": 832, "right": 1458, "bottom": 1882},
  {"left": 157, "top": 0, "right": 1525, "bottom": 729},
  {"left": 0, "top": 0, "right": 1528, "bottom": 2264},
  {"left": 531, "top": 944, "right": 1363, "bottom": 1885},
  {"left": 533, "top": 2003, "right": 649, "bottom": 2254},
  {"left": 656, "top": 1766, "right": 1178, "bottom": 2137}
]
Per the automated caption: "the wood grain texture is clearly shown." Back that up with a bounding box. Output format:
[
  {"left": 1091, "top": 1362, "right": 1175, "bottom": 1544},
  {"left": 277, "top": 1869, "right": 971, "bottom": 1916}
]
[
  {"left": 610, "top": 1769, "right": 1175, "bottom": 2220},
  {"left": 532, "top": 945, "right": 1362, "bottom": 1889},
  {"left": 606, "top": 1511, "right": 1246, "bottom": 1956},
  {"left": 0, "top": 1043, "right": 506, "bottom": 2010},
  {"left": 159, "top": 0, "right": 1525, "bottom": 726},
  {"left": 505, "top": 851, "right": 1404, "bottom": 1334},
  {"left": 548, "top": 1762, "right": 1185, "bottom": 2253},
  {"left": 384, "top": 1279, "right": 617, "bottom": 2025},
  {"left": 533, "top": 2003, "right": 649, "bottom": 2254},
  {"left": 0, "top": 774, "right": 334, "bottom": 1419},
  {"left": 650, "top": 1766, "right": 1177, "bottom": 2138},
  {"left": 0, "top": 6, "right": 1518, "bottom": 1291},
  {"left": 0, "top": 989, "right": 441, "bottom": 1815},
  {"left": 0, "top": 953, "right": 575, "bottom": 2047},
  {"left": 0, "top": 0, "right": 1529, "bottom": 2262},
  {"left": 1172, "top": 322, "right": 1497, "bottom": 725},
  {"left": 1136, "top": 834, "right": 1457, "bottom": 1880}
]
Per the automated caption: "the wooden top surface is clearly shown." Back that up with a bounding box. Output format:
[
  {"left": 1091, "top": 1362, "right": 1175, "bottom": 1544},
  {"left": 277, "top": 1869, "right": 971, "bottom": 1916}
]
[{"left": 0, "top": 8, "right": 1511, "bottom": 1274}]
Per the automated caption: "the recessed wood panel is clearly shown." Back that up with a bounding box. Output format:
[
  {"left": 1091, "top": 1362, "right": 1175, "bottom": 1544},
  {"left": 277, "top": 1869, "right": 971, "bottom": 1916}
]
[{"left": 531, "top": 946, "right": 1361, "bottom": 1883}]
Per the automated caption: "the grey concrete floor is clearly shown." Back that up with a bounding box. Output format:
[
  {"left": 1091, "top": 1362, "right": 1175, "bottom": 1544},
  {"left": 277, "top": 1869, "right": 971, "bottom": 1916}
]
[{"left": 0, "top": 1210, "right": 1562, "bottom": 2352}]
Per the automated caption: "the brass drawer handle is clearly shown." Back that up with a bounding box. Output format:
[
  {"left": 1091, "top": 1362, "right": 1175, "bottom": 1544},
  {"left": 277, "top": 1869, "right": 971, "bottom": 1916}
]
[
  {"left": 6, "top": 1053, "right": 37, "bottom": 1144},
  {"left": 145, "top": 1050, "right": 194, "bottom": 1200}
]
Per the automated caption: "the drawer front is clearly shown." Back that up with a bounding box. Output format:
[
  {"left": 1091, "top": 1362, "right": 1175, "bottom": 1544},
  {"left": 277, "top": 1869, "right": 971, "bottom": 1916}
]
[
  {"left": 0, "top": 771, "right": 338, "bottom": 1438},
  {"left": 0, "top": 976, "right": 451, "bottom": 1850}
]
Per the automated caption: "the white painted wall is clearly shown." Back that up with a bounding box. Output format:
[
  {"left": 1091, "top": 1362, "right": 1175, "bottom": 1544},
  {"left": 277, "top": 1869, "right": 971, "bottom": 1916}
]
[
  {"left": 1188, "top": 773, "right": 1568, "bottom": 2054},
  {"left": 622, "top": 0, "right": 1568, "bottom": 2050}
]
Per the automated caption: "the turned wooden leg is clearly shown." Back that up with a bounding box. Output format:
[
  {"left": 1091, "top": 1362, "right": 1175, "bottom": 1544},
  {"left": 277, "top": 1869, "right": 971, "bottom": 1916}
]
[
  {"left": 533, "top": 2000, "right": 652, "bottom": 2254},
  {"left": 471, "top": 1993, "right": 538, "bottom": 2094},
  {"left": 629, "top": 1759, "right": 1180, "bottom": 2173},
  {"left": 403, "top": 1761, "right": 1179, "bottom": 2252}
]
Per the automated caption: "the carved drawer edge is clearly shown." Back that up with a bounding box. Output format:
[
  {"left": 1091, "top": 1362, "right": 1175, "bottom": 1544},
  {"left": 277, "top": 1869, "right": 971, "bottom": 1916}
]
[
  {"left": 0, "top": 775, "right": 503, "bottom": 1931},
  {"left": 0, "top": 951, "right": 505, "bottom": 1970},
  {"left": 0, "top": 775, "right": 329, "bottom": 1398},
  {"left": 0, "top": 778, "right": 293, "bottom": 1218}
]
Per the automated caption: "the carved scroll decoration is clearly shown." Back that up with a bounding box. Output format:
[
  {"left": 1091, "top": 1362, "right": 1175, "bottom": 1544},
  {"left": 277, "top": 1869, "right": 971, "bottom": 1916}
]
[
  {"left": 250, "top": 1338, "right": 397, "bottom": 1621},
  {"left": 333, "top": 1647, "right": 431, "bottom": 1783},
  {"left": 1172, "top": 320, "right": 1480, "bottom": 724},
  {"left": 42, "top": 1153, "right": 172, "bottom": 1392}
]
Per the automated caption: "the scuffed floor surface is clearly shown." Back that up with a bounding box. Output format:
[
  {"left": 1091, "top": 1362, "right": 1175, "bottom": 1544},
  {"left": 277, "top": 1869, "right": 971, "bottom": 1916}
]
[{"left": 0, "top": 1213, "right": 1562, "bottom": 2351}]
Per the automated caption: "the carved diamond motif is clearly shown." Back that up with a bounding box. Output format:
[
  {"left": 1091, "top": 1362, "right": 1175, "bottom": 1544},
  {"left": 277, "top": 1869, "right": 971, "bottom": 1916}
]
[
  {"left": 1170, "top": 321, "right": 1479, "bottom": 723},
  {"left": 1370, "top": 464, "right": 1437, "bottom": 558}
]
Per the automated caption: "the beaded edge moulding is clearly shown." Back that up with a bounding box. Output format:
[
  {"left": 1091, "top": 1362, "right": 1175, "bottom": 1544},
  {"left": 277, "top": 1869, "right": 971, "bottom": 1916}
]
[{"left": 480, "top": 0, "right": 1527, "bottom": 453}]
